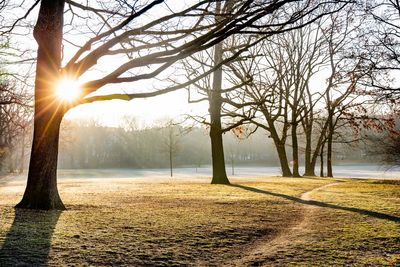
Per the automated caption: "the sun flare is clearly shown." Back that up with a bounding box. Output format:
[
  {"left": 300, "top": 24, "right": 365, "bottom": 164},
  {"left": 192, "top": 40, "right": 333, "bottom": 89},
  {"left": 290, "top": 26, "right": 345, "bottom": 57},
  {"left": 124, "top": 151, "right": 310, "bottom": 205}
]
[{"left": 55, "top": 79, "right": 81, "bottom": 102}]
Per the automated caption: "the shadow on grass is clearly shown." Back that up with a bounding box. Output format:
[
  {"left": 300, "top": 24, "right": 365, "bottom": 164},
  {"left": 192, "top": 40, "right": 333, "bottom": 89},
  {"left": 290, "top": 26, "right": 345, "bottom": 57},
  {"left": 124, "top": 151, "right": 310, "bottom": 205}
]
[
  {"left": 231, "top": 184, "right": 400, "bottom": 223},
  {"left": 0, "top": 209, "right": 61, "bottom": 265}
]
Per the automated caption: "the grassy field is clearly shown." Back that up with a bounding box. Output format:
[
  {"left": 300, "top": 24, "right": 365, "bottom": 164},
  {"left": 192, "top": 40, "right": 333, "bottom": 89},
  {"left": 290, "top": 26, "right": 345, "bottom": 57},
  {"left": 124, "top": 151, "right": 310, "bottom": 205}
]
[{"left": 0, "top": 176, "right": 398, "bottom": 266}]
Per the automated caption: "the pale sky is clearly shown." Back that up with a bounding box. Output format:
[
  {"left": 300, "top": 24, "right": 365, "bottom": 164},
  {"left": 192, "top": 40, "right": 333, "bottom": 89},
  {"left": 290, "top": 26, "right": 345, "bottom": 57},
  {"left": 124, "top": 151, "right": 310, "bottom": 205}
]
[{"left": 64, "top": 90, "right": 209, "bottom": 127}]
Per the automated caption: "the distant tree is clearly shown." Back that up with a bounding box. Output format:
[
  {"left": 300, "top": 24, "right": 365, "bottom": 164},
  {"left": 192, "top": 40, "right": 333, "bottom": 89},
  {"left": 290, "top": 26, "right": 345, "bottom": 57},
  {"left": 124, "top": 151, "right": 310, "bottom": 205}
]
[
  {"left": 0, "top": 80, "right": 32, "bottom": 173},
  {"left": 158, "top": 119, "right": 182, "bottom": 177}
]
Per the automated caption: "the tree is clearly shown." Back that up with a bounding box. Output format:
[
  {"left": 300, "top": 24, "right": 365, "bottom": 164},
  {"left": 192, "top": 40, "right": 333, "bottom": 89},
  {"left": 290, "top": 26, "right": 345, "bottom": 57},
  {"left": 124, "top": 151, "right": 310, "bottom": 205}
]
[
  {"left": 362, "top": 0, "right": 400, "bottom": 100},
  {"left": 160, "top": 119, "right": 181, "bottom": 177},
  {"left": 2, "top": 0, "right": 352, "bottom": 209},
  {"left": 182, "top": 34, "right": 252, "bottom": 184},
  {"left": 223, "top": 41, "right": 294, "bottom": 177},
  {"left": 0, "top": 80, "right": 32, "bottom": 173},
  {"left": 208, "top": 1, "right": 231, "bottom": 184}
]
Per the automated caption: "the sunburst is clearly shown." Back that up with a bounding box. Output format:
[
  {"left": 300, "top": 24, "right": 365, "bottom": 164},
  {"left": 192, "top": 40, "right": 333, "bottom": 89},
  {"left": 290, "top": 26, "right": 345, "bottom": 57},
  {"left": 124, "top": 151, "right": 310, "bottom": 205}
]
[{"left": 55, "top": 78, "right": 81, "bottom": 102}]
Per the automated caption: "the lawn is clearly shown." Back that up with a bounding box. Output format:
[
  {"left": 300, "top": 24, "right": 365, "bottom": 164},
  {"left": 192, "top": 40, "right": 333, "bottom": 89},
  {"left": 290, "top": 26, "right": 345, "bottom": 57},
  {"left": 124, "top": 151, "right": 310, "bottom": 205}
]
[{"left": 0, "top": 176, "right": 398, "bottom": 266}]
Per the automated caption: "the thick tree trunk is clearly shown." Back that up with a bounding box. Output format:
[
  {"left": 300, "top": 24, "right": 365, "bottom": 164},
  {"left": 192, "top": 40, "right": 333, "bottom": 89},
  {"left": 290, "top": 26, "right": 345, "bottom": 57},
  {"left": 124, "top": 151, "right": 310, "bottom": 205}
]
[
  {"left": 304, "top": 162, "right": 316, "bottom": 176},
  {"left": 209, "top": 72, "right": 229, "bottom": 184},
  {"left": 265, "top": 116, "right": 292, "bottom": 177},
  {"left": 209, "top": 2, "right": 229, "bottom": 185},
  {"left": 16, "top": 113, "right": 65, "bottom": 210},
  {"left": 291, "top": 123, "right": 301, "bottom": 177},
  {"left": 16, "top": 0, "right": 66, "bottom": 210},
  {"left": 304, "top": 128, "right": 316, "bottom": 176},
  {"left": 275, "top": 142, "right": 292, "bottom": 177},
  {"left": 310, "top": 152, "right": 319, "bottom": 176},
  {"left": 210, "top": 118, "right": 229, "bottom": 184}
]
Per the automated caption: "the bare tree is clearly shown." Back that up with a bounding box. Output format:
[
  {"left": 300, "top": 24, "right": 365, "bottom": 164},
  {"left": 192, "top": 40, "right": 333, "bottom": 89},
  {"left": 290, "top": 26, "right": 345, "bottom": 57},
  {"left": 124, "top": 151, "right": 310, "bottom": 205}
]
[
  {"left": 361, "top": 0, "right": 400, "bottom": 100},
  {"left": 0, "top": 80, "right": 32, "bottom": 173},
  {"left": 182, "top": 34, "right": 254, "bottom": 184},
  {"left": 160, "top": 119, "right": 181, "bottom": 177},
  {"left": 223, "top": 40, "right": 293, "bottom": 177}
]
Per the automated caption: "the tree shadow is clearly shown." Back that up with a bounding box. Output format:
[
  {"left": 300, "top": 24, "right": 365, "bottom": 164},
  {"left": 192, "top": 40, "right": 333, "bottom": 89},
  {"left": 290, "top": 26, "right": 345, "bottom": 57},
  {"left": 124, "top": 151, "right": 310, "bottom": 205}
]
[
  {"left": 230, "top": 184, "right": 400, "bottom": 223},
  {"left": 0, "top": 209, "right": 62, "bottom": 266}
]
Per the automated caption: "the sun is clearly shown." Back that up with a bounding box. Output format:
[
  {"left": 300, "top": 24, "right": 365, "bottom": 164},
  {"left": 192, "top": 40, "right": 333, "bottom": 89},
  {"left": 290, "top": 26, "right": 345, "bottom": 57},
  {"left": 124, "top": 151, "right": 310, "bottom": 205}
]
[{"left": 55, "top": 78, "right": 81, "bottom": 102}]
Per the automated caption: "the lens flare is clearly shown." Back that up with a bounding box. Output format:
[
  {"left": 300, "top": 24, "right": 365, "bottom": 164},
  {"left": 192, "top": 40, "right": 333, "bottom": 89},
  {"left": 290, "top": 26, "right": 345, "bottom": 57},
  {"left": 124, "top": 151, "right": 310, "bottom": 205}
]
[{"left": 55, "top": 79, "right": 81, "bottom": 102}]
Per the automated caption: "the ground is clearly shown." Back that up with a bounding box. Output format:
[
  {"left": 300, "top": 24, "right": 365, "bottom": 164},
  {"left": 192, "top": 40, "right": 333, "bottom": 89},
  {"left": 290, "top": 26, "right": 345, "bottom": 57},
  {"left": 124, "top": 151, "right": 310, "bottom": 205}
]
[{"left": 0, "top": 176, "right": 398, "bottom": 266}]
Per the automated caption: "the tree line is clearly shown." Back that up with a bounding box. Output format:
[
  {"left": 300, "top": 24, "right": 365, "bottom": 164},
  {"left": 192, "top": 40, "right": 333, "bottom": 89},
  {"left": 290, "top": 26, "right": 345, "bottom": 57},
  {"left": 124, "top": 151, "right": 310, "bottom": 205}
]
[{"left": 1, "top": 116, "right": 385, "bottom": 175}]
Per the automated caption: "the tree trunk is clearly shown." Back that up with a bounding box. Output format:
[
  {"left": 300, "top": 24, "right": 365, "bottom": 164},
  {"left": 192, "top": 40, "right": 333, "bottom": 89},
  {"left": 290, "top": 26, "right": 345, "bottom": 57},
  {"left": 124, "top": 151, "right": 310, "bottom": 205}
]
[
  {"left": 16, "top": 112, "right": 65, "bottom": 210},
  {"left": 327, "top": 135, "right": 333, "bottom": 177},
  {"left": 275, "top": 142, "right": 292, "bottom": 177},
  {"left": 304, "top": 127, "right": 315, "bottom": 176},
  {"left": 320, "top": 142, "right": 325, "bottom": 177},
  {"left": 209, "top": 2, "right": 229, "bottom": 185},
  {"left": 210, "top": 119, "right": 229, "bottom": 184},
  {"left": 19, "top": 129, "right": 25, "bottom": 174},
  {"left": 16, "top": 0, "right": 66, "bottom": 210},
  {"left": 309, "top": 121, "right": 329, "bottom": 177},
  {"left": 169, "top": 144, "right": 173, "bottom": 177},
  {"left": 304, "top": 161, "right": 315, "bottom": 176},
  {"left": 327, "top": 112, "right": 334, "bottom": 178},
  {"left": 291, "top": 123, "right": 301, "bottom": 177},
  {"left": 265, "top": 118, "right": 292, "bottom": 177}
]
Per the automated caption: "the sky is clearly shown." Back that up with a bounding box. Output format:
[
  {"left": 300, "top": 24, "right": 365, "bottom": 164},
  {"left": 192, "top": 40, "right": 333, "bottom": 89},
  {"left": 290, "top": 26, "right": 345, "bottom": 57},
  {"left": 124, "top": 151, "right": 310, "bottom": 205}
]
[{"left": 64, "top": 90, "right": 208, "bottom": 127}]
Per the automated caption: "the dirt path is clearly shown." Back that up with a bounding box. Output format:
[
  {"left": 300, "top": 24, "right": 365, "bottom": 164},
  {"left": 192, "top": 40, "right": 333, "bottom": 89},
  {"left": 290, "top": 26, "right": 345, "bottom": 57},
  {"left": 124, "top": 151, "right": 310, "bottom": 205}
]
[{"left": 229, "top": 182, "right": 342, "bottom": 266}]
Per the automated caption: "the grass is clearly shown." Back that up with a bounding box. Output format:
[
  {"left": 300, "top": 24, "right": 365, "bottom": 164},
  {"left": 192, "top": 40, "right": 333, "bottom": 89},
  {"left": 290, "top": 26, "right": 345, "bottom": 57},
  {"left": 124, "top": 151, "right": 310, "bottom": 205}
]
[
  {"left": 259, "top": 179, "right": 400, "bottom": 266},
  {"left": 0, "top": 176, "right": 398, "bottom": 266}
]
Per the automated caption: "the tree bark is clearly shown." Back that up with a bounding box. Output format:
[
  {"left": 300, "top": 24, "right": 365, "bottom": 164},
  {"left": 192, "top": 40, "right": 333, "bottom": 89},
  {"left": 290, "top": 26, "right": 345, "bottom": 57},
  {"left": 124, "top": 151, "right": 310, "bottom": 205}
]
[
  {"left": 16, "top": 112, "right": 65, "bottom": 210},
  {"left": 209, "top": 113, "right": 229, "bottom": 184},
  {"left": 327, "top": 111, "right": 334, "bottom": 177},
  {"left": 16, "top": 0, "right": 66, "bottom": 210},
  {"left": 209, "top": 2, "right": 229, "bottom": 185},
  {"left": 291, "top": 123, "right": 301, "bottom": 177},
  {"left": 276, "top": 142, "right": 292, "bottom": 177},
  {"left": 303, "top": 126, "right": 316, "bottom": 176},
  {"left": 320, "top": 141, "right": 325, "bottom": 177},
  {"left": 262, "top": 112, "right": 292, "bottom": 177}
]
